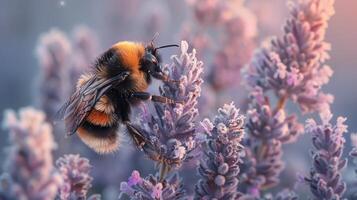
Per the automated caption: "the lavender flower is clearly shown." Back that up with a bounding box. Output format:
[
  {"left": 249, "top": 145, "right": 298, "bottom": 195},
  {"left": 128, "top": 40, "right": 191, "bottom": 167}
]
[
  {"left": 186, "top": 0, "right": 256, "bottom": 91},
  {"left": 246, "top": 87, "right": 303, "bottom": 143},
  {"left": 36, "top": 26, "right": 98, "bottom": 119},
  {"left": 137, "top": 41, "right": 203, "bottom": 172},
  {"left": 119, "top": 170, "right": 185, "bottom": 200},
  {"left": 56, "top": 154, "right": 98, "bottom": 200},
  {"left": 36, "top": 29, "right": 71, "bottom": 119},
  {"left": 247, "top": 0, "right": 287, "bottom": 36},
  {"left": 187, "top": 0, "right": 229, "bottom": 26},
  {"left": 70, "top": 26, "right": 99, "bottom": 90},
  {"left": 0, "top": 107, "right": 62, "bottom": 200},
  {"left": 240, "top": 0, "right": 335, "bottom": 193},
  {"left": 209, "top": 6, "right": 257, "bottom": 90},
  {"left": 240, "top": 88, "right": 303, "bottom": 191},
  {"left": 244, "top": 0, "right": 335, "bottom": 113},
  {"left": 304, "top": 110, "right": 348, "bottom": 200},
  {"left": 72, "top": 26, "right": 98, "bottom": 64},
  {"left": 195, "top": 102, "right": 245, "bottom": 199}
]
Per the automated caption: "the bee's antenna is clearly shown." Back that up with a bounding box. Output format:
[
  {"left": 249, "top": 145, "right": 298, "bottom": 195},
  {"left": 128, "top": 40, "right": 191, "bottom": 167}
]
[
  {"left": 151, "top": 32, "right": 159, "bottom": 44},
  {"left": 155, "top": 44, "right": 179, "bottom": 51}
]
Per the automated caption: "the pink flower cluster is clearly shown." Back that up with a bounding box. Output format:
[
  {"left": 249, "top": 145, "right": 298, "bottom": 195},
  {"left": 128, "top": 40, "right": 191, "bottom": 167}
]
[
  {"left": 0, "top": 108, "right": 62, "bottom": 199},
  {"left": 56, "top": 154, "right": 98, "bottom": 200},
  {"left": 120, "top": 170, "right": 185, "bottom": 199}
]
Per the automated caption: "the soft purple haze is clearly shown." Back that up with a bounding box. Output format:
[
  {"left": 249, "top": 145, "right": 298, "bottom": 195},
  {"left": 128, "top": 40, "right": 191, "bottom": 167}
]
[{"left": 1, "top": 0, "right": 357, "bottom": 199}]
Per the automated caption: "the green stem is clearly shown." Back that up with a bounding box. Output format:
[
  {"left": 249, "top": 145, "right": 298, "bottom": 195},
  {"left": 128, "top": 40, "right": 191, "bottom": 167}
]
[
  {"left": 158, "top": 162, "right": 170, "bottom": 181},
  {"left": 276, "top": 96, "right": 287, "bottom": 111}
]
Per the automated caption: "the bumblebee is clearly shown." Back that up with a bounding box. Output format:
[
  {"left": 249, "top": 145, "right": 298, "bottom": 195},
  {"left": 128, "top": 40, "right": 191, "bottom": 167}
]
[{"left": 58, "top": 41, "right": 179, "bottom": 154}]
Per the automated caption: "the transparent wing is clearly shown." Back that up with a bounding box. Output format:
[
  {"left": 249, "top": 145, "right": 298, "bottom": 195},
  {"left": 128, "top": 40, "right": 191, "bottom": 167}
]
[{"left": 57, "top": 71, "right": 129, "bottom": 135}]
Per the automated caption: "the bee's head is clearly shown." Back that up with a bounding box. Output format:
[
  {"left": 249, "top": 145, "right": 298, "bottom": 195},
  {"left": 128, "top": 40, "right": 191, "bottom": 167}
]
[{"left": 140, "top": 42, "right": 179, "bottom": 79}]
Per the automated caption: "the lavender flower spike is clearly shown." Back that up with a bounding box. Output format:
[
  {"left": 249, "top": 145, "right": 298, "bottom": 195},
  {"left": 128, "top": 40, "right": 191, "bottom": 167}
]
[
  {"left": 304, "top": 110, "right": 348, "bottom": 200},
  {"left": 138, "top": 41, "right": 203, "bottom": 171},
  {"left": 240, "top": 0, "right": 335, "bottom": 193},
  {"left": 36, "top": 28, "right": 71, "bottom": 119},
  {"left": 0, "top": 107, "right": 62, "bottom": 200},
  {"left": 244, "top": 0, "right": 335, "bottom": 113},
  {"left": 56, "top": 154, "right": 99, "bottom": 200},
  {"left": 70, "top": 26, "right": 99, "bottom": 89},
  {"left": 195, "top": 102, "right": 245, "bottom": 199},
  {"left": 119, "top": 170, "right": 185, "bottom": 200}
]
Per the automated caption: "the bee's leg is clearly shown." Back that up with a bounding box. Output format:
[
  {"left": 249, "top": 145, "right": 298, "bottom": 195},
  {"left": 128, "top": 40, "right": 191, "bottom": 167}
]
[
  {"left": 129, "top": 92, "right": 151, "bottom": 100},
  {"left": 117, "top": 99, "right": 131, "bottom": 122},
  {"left": 151, "top": 95, "right": 176, "bottom": 104},
  {"left": 150, "top": 71, "right": 180, "bottom": 83},
  {"left": 130, "top": 92, "right": 177, "bottom": 104},
  {"left": 124, "top": 121, "right": 147, "bottom": 149}
]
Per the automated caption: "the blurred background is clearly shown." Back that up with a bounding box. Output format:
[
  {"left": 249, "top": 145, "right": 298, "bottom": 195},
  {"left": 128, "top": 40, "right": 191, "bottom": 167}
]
[{"left": 0, "top": 0, "right": 357, "bottom": 198}]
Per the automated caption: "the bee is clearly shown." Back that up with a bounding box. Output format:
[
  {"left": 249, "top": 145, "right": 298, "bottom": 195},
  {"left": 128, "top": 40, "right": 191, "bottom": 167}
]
[{"left": 57, "top": 41, "right": 179, "bottom": 154}]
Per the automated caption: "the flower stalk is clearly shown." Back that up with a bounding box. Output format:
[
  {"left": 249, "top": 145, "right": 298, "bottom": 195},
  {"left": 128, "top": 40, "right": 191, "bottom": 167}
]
[{"left": 240, "top": 0, "right": 336, "bottom": 194}]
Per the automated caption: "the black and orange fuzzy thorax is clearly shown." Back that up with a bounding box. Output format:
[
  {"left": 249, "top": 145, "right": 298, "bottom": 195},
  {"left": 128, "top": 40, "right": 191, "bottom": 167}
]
[
  {"left": 96, "top": 41, "right": 149, "bottom": 93},
  {"left": 76, "top": 74, "right": 120, "bottom": 154}
]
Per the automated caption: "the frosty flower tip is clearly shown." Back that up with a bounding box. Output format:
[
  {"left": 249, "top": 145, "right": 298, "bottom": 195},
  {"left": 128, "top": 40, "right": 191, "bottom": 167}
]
[
  {"left": 305, "top": 113, "right": 347, "bottom": 199},
  {"left": 36, "top": 28, "right": 71, "bottom": 68},
  {"left": 199, "top": 118, "right": 214, "bottom": 136},
  {"left": 151, "top": 183, "right": 163, "bottom": 199},
  {"left": 180, "top": 40, "right": 189, "bottom": 55},
  {"left": 119, "top": 171, "right": 185, "bottom": 200},
  {"left": 0, "top": 107, "right": 61, "bottom": 200},
  {"left": 244, "top": 0, "right": 336, "bottom": 114},
  {"left": 195, "top": 103, "right": 245, "bottom": 199},
  {"left": 305, "top": 111, "right": 348, "bottom": 136},
  {"left": 56, "top": 154, "right": 95, "bottom": 200}
]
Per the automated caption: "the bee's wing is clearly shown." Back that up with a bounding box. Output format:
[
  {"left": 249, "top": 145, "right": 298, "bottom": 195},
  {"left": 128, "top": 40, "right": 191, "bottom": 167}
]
[{"left": 57, "top": 71, "right": 129, "bottom": 135}]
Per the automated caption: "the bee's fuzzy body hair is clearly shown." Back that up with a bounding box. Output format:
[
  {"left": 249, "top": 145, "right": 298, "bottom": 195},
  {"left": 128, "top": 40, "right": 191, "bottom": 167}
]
[{"left": 62, "top": 41, "right": 164, "bottom": 154}]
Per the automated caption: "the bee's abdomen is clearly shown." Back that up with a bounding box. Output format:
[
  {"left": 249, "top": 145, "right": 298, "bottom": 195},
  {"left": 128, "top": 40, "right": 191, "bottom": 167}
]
[
  {"left": 86, "top": 109, "right": 116, "bottom": 126},
  {"left": 77, "top": 109, "right": 120, "bottom": 154}
]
